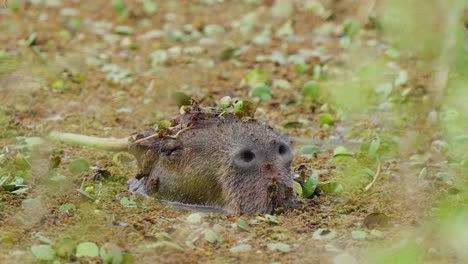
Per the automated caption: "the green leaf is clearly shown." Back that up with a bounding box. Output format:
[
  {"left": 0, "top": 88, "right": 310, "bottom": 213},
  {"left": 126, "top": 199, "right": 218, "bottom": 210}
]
[
  {"left": 240, "top": 69, "right": 267, "bottom": 87},
  {"left": 265, "top": 214, "right": 280, "bottom": 224},
  {"left": 313, "top": 228, "right": 337, "bottom": 240},
  {"left": 120, "top": 197, "right": 138, "bottom": 208},
  {"left": 59, "top": 203, "right": 76, "bottom": 213},
  {"left": 203, "top": 229, "right": 222, "bottom": 244},
  {"left": 343, "top": 19, "right": 361, "bottom": 38},
  {"left": 112, "top": 0, "right": 128, "bottom": 16},
  {"left": 68, "top": 159, "right": 89, "bottom": 175},
  {"left": 186, "top": 213, "right": 202, "bottom": 224},
  {"left": 368, "top": 136, "right": 381, "bottom": 156},
  {"left": 301, "top": 145, "right": 321, "bottom": 155},
  {"left": 249, "top": 83, "right": 271, "bottom": 101},
  {"left": 333, "top": 146, "right": 353, "bottom": 157},
  {"left": 319, "top": 113, "right": 334, "bottom": 126},
  {"left": 77, "top": 189, "right": 94, "bottom": 200},
  {"left": 76, "top": 242, "right": 99, "bottom": 258},
  {"left": 230, "top": 244, "right": 253, "bottom": 253},
  {"left": 384, "top": 48, "right": 400, "bottom": 59},
  {"left": 24, "top": 137, "right": 46, "bottom": 147},
  {"left": 302, "top": 81, "right": 320, "bottom": 98},
  {"left": 303, "top": 172, "right": 319, "bottom": 197},
  {"left": 267, "top": 242, "right": 290, "bottom": 253},
  {"left": 100, "top": 243, "right": 123, "bottom": 264},
  {"left": 318, "top": 181, "right": 342, "bottom": 193},
  {"left": 15, "top": 153, "right": 31, "bottom": 171},
  {"left": 142, "top": 0, "right": 157, "bottom": 14},
  {"left": 219, "top": 96, "right": 232, "bottom": 109},
  {"left": 31, "top": 244, "right": 55, "bottom": 261},
  {"left": 114, "top": 25, "right": 134, "bottom": 35},
  {"left": 295, "top": 63, "right": 307, "bottom": 74},
  {"left": 351, "top": 230, "right": 368, "bottom": 239},
  {"left": 144, "top": 241, "right": 184, "bottom": 251},
  {"left": 293, "top": 181, "right": 303, "bottom": 196},
  {"left": 237, "top": 219, "right": 250, "bottom": 231},
  {"left": 363, "top": 168, "right": 376, "bottom": 178},
  {"left": 272, "top": 79, "right": 291, "bottom": 89}
]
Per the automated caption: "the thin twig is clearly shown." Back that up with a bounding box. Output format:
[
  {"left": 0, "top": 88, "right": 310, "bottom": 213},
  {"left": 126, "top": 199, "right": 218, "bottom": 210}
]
[
  {"left": 79, "top": 176, "right": 86, "bottom": 190},
  {"left": 364, "top": 157, "right": 381, "bottom": 191},
  {"left": 168, "top": 126, "right": 193, "bottom": 139},
  {"left": 132, "top": 125, "right": 193, "bottom": 144},
  {"left": 132, "top": 132, "right": 160, "bottom": 145}
]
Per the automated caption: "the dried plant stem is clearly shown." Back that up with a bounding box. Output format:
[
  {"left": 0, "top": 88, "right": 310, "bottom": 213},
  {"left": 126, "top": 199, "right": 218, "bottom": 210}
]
[
  {"left": 364, "top": 157, "right": 381, "bottom": 191},
  {"left": 48, "top": 131, "right": 129, "bottom": 151}
]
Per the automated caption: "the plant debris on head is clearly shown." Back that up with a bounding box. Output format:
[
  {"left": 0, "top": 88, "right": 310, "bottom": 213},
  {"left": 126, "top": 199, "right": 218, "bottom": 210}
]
[{"left": 128, "top": 101, "right": 297, "bottom": 214}]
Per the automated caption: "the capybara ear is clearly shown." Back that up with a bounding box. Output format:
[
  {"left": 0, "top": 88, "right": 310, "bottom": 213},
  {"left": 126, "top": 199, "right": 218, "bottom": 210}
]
[{"left": 160, "top": 139, "right": 183, "bottom": 159}]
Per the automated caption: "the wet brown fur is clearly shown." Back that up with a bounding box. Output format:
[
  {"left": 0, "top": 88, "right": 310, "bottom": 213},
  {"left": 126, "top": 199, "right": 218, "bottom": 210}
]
[{"left": 128, "top": 104, "right": 297, "bottom": 214}]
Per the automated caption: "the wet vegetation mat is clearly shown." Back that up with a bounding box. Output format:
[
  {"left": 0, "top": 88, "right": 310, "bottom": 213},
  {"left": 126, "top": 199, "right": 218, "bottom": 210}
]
[{"left": 0, "top": 0, "right": 467, "bottom": 263}]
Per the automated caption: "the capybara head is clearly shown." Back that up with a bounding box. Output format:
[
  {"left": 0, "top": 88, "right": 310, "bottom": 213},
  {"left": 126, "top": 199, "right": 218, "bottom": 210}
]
[{"left": 129, "top": 105, "right": 297, "bottom": 214}]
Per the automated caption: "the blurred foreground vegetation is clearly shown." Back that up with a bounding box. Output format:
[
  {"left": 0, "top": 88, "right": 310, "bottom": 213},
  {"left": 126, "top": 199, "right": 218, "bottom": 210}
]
[{"left": 0, "top": 0, "right": 467, "bottom": 263}]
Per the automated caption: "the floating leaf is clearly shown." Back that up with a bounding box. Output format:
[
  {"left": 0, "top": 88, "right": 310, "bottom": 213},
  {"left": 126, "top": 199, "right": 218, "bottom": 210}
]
[
  {"left": 394, "top": 70, "right": 408, "bottom": 86},
  {"left": 313, "top": 228, "right": 337, "bottom": 240},
  {"left": 24, "top": 137, "right": 46, "bottom": 147},
  {"left": 219, "top": 96, "right": 232, "bottom": 109},
  {"left": 295, "top": 63, "right": 307, "bottom": 74},
  {"left": 59, "top": 203, "right": 76, "bottom": 213},
  {"left": 230, "top": 244, "right": 253, "bottom": 253},
  {"left": 15, "top": 153, "right": 31, "bottom": 171},
  {"left": 237, "top": 219, "right": 250, "bottom": 231},
  {"left": 120, "top": 197, "right": 138, "bottom": 208},
  {"left": 351, "top": 230, "right": 368, "bottom": 239},
  {"left": 114, "top": 25, "right": 134, "bottom": 35},
  {"left": 303, "top": 172, "right": 319, "bottom": 197},
  {"left": 267, "top": 242, "right": 290, "bottom": 253},
  {"left": 370, "top": 229, "right": 385, "bottom": 238},
  {"left": 301, "top": 145, "right": 321, "bottom": 155},
  {"left": 203, "top": 24, "right": 225, "bottom": 36},
  {"left": 265, "top": 214, "right": 280, "bottom": 224},
  {"left": 384, "top": 48, "right": 400, "bottom": 59},
  {"left": 142, "top": 0, "right": 157, "bottom": 14},
  {"left": 203, "top": 229, "right": 222, "bottom": 244},
  {"left": 333, "top": 146, "right": 352, "bottom": 157},
  {"left": 272, "top": 79, "right": 291, "bottom": 89},
  {"left": 319, "top": 113, "right": 334, "bottom": 126},
  {"left": 240, "top": 69, "right": 267, "bottom": 87},
  {"left": 250, "top": 84, "right": 271, "bottom": 101},
  {"left": 342, "top": 19, "right": 360, "bottom": 38},
  {"left": 363, "top": 168, "right": 376, "bottom": 178},
  {"left": 112, "top": 0, "right": 128, "bottom": 16},
  {"left": 77, "top": 189, "right": 94, "bottom": 200},
  {"left": 33, "top": 233, "right": 52, "bottom": 244},
  {"left": 186, "top": 213, "right": 202, "bottom": 224},
  {"left": 100, "top": 243, "right": 123, "bottom": 264},
  {"left": 318, "top": 181, "right": 342, "bottom": 193},
  {"left": 293, "top": 181, "right": 303, "bottom": 196},
  {"left": 302, "top": 81, "right": 320, "bottom": 98},
  {"left": 31, "top": 245, "right": 55, "bottom": 261},
  {"left": 68, "top": 159, "right": 89, "bottom": 175},
  {"left": 144, "top": 241, "right": 184, "bottom": 251},
  {"left": 76, "top": 242, "right": 99, "bottom": 258},
  {"left": 368, "top": 136, "right": 381, "bottom": 156}
]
